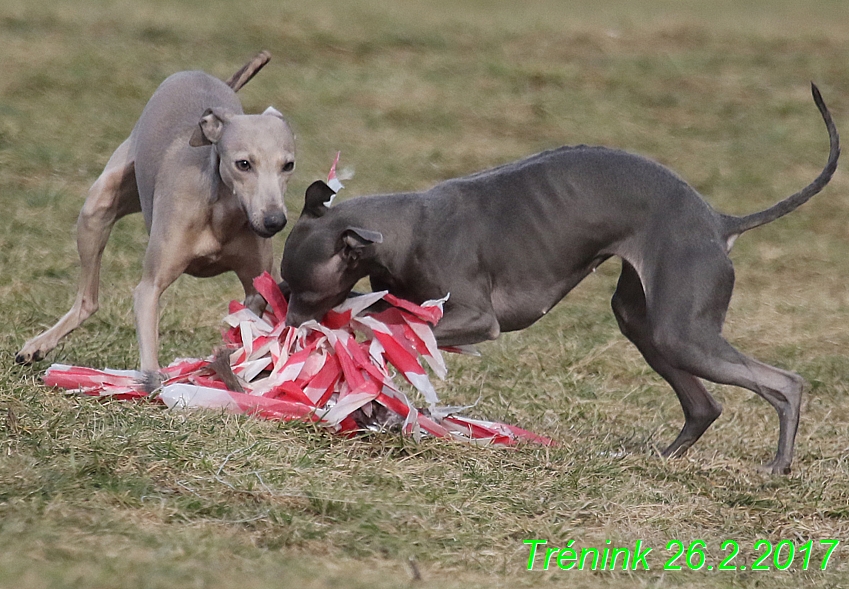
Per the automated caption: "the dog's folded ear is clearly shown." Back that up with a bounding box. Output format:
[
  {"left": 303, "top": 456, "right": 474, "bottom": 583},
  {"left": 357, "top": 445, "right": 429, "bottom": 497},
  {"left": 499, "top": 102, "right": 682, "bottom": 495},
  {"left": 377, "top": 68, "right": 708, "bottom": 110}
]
[
  {"left": 302, "top": 180, "right": 337, "bottom": 218},
  {"left": 262, "top": 106, "right": 286, "bottom": 121},
  {"left": 340, "top": 227, "right": 383, "bottom": 263},
  {"left": 189, "top": 107, "right": 233, "bottom": 147}
]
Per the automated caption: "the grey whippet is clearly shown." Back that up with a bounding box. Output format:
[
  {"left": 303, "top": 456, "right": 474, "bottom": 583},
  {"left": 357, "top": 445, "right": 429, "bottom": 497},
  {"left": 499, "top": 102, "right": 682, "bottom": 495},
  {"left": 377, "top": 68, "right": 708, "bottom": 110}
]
[
  {"left": 16, "top": 52, "right": 296, "bottom": 386},
  {"left": 280, "top": 84, "right": 838, "bottom": 474}
]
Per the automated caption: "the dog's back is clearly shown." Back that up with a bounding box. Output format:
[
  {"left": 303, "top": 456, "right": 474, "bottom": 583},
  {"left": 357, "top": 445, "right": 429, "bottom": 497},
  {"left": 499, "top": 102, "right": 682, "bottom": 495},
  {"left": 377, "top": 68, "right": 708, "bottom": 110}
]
[{"left": 131, "top": 71, "right": 243, "bottom": 226}]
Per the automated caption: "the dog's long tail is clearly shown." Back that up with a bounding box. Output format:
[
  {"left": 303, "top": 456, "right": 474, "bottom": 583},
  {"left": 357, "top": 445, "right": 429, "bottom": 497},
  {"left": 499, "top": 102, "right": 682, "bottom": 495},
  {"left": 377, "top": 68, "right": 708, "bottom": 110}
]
[
  {"left": 721, "top": 83, "right": 839, "bottom": 249},
  {"left": 225, "top": 50, "right": 271, "bottom": 92}
]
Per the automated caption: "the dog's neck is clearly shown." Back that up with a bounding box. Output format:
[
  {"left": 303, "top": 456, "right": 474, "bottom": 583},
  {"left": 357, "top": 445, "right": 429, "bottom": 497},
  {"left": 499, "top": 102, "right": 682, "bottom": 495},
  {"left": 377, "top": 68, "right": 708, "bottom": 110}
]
[
  {"left": 331, "top": 194, "right": 428, "bottom": 298},
  {"left": 207, "top": 147, "right": 242, "bottom": 211}
]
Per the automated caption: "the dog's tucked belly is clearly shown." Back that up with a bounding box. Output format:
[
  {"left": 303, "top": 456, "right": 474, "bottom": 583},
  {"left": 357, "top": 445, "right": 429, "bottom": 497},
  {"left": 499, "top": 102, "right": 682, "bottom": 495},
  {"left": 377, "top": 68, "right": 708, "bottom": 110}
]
[{"left": 490, "top": 266, "right": 596, "bottom": 332}]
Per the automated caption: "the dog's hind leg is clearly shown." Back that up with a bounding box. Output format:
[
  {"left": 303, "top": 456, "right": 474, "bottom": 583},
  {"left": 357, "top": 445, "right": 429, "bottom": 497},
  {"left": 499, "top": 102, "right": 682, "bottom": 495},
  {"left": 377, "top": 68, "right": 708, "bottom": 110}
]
[
  {"left": 639, "top": 248, "right": 803, "bottom": 474},
  {"left": 16, "top": 139, "right": 140, "bottom": 364},
  {"left": 611, "top": 261, "right": 722, "bottom": 458}
]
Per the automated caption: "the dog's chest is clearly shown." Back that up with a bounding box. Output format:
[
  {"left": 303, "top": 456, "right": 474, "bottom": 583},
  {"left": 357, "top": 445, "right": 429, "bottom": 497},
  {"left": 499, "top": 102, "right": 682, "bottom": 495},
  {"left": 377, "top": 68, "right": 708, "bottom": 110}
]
[
  {"left": 184, "top": 253, "right": 227, "bottom": 278},
  {"left": 183, "top": 228, "right": 229, "bottom": 278}
]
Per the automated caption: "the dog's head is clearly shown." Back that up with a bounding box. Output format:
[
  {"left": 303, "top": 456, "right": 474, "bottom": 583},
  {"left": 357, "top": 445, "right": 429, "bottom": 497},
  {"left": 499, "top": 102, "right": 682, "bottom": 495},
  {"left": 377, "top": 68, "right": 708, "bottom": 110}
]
[
  {"left": 281, "top": 181, "right": 383, "bottom": 326},
  {"left": 190, "top": 106, "right": 296, "bottom": 238}
]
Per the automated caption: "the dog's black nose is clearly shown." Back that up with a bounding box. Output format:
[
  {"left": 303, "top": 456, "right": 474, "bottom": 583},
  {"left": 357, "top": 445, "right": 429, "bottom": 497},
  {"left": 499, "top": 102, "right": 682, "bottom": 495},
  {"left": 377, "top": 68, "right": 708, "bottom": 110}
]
[{"left": 263, "top": 212, "right": 287, "bottom": 234}]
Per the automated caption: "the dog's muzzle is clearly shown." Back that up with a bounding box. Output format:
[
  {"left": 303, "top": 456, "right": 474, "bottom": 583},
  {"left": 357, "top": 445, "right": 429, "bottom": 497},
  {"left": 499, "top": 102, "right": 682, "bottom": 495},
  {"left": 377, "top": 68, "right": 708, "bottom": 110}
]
[{"left": 262, "top": 211, "right": 287, "bottom": 235}]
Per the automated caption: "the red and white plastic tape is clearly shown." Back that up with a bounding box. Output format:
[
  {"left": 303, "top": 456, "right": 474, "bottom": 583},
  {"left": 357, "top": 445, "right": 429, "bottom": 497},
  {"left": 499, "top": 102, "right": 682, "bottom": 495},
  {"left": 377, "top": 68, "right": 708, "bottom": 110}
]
[{"left": 43, "top": 273, "right": 553, "bottom": 446}]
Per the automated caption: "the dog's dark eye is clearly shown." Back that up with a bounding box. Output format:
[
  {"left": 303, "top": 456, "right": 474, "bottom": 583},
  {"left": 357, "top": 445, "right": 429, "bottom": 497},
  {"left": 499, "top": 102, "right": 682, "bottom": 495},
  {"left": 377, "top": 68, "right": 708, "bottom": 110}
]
[
  {"left": 282, "top": 161, "right": 295, "bottom": 173},
  {"left": 235, "top": 160, "right": 252, "bottom": 172}
]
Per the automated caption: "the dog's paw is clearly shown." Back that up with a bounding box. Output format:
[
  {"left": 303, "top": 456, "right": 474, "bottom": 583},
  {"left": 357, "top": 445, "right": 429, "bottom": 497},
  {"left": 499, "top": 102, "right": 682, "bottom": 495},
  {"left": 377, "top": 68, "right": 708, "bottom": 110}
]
[
  {"left": 757, "top": 459, "right": 792, "bottom": 476},
  {"left": 14, "top": 347, "right": 45, "bottom": 366},
  {"left": 139, "top": 370, "right": 165, "bottom": 394}
]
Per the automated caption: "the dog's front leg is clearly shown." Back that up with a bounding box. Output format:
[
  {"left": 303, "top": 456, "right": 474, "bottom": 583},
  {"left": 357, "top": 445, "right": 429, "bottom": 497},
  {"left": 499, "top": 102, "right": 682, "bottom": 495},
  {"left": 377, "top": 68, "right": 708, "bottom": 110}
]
[
  {"left": 431, "top": 303, "right": 501, "bottom": 347},
  {"left": 134, "top": 277, "right": 166, "bottom": 380},
  {"left": 224, "top": 232, "right": 275, "bottom": 317},
  {"left": 133, "top": 236, "right": 195, "bottom": 390}
]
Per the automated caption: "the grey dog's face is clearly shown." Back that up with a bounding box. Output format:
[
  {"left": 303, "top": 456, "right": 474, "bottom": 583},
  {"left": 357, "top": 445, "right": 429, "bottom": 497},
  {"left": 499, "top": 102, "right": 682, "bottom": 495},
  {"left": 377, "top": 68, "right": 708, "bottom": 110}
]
[
  {"left": 218, "top": 114, "right": 296, "bottom": 238},
  {"left": 280, "top": 222, "right": 358, "bottom": 326},
  {"left": 281, "top": 181, "right": 384, "bottom": 327}
]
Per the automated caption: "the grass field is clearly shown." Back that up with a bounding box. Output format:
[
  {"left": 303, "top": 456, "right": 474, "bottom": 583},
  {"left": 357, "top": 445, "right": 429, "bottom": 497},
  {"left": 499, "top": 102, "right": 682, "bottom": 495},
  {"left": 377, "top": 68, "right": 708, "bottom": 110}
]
[{"left": 2, "top": 0, "right": 849, "bottom": 587}]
